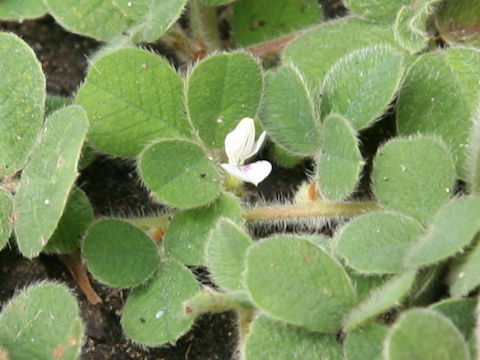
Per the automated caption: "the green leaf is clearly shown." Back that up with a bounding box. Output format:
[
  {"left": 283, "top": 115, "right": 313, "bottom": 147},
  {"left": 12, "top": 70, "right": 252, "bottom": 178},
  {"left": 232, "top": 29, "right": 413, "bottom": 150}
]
[
  {"left": 0, "top": 0, "right": 47, "bottom": 20},
  {"left": 336, "top": 211, "right": 423, "bottom": 274},
  {"left": 186, "top": 52, "right": 263, "bottom": 148},
  {"left": 244, "top": 235, "right": 355, "bottom": 333},
  {"left": 270, "top": 144, "right": 303, "bottom": 167},
  {"left": 394, "top": 5, "right": 431, "bottom": 54},
  {"left": 344, "top": 323, "right": 388, "bottom": 360},
  {"left": 14, "top": 105, "right": 89, "bottom": 258},
  {"left": 45, "top": 96, "right": 72, "bottom": 117},
  {"left": 344, "top": 270, "right": 417, "bottom": 331},
  {"left": 396, "top": 48, "right": 480, "bottom": 178},
  {"left": 407, "top": 264, "right": 445, "bottom": 306},
  {"left": 82, "top": 218, "right": 159, "bottom": 288},
  {"left": 436, "top": 0, "right": 480, "bottom": 47},
  {"left": 243, "top": 315, "right": 343, "bottom": 360},
  {"left": 0, "top": 283, "right": 83, "bottom": 360},
  {"left": 0, "top": 190, "right": 13, "bottom": 250},
  {"left": 383, "top": 309, "right": 470, "bottom": 360},
  {"left": 43, "top": 187, "right": 94, "bottom": 254},
  {"left": 44, "top": 0, "right": 131, "bottom": 41},
  {"left": 0, "top": 32, "right": 45, "bottom": 176},
  {"left": 372, "top": 136, "right": 456, "bottom": 225},
  {"left": 259, "top": 65, "right": 320, "bottom": 156},
  {"left": 164, "top": 193, "right": 243, "bottom": 265},
  {"left": 114, "top": 0, "right": 187, "bottom": 42},
  {"left": 121, "top": 261, "right": 200, "bottom": 346},
  {"left": 76, "top": 47, "right": 188, "bottom": 157},
  {"left": 139, "top": 138, "right": 221, "bottom": 208},
  {"left": 205, "top": 219, "right": 252, "bottom": 293},
  {"left": 321, "top": 45, "right": 404, "bottom": 131},
  {"left": 343, "top": 0, "right": 409, "bottom": 21},
  {"left": 232, "top": 0, "right": 323, "bottom": 47},
  {"left": 317, "top": 113, "right": 363, "bottom": 201},
  {"left": 430, "top": 298, "right": 476, "bottom": 340},
  {"left": 78, "top": 142, "right": 97, "bottom": 170},
  {"left": 404, "top": 196, "right": 480, "bottom": 268},
  {"left": 283, "top": 17, "right": 396, "bottom": 92},
  {"left": 348, "top": 272, "right": 386, "bottom": 303},
  {"left": 448, "top": 234, "right": 480, "bottom": 297}
]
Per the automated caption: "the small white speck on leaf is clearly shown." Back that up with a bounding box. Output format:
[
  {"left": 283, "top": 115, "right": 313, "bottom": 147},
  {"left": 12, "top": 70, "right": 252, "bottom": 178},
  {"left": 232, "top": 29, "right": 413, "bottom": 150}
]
[{"left": 155, "top": 310, "right": 165, "bottom": 319}]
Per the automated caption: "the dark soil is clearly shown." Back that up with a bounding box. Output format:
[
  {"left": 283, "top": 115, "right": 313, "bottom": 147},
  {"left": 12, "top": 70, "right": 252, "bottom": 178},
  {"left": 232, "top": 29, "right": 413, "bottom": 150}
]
[{"left": 0, "top": 2, "right": 347, "bottom": 359}]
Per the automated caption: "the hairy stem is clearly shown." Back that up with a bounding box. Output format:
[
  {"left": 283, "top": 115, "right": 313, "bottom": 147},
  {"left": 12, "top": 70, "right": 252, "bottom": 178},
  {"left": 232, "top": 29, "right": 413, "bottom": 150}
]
[
  {"left": 184, "top": 288, "right": 253, "bottom": 316},
  {"left": 244, "top": 200, "right": 380, "bottom": 222},
  {"left": 127, "top": 200, "right": 380, "bottom": 234},
  {"left": 189, "top": 0, "right": 221, "bottom": 52}
]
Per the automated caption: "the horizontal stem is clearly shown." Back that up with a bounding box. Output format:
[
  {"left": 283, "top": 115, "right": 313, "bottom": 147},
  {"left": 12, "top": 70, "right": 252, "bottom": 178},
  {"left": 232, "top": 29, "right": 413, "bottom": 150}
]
[
  {"left": 184, "top": 288, "right": 253, "bottom": 316},
  {"left": 244, "top": 200, "right": 380, "bottom": 222},
  {"left": 126, "top": 200, "right": 380, "bottom": 232}
]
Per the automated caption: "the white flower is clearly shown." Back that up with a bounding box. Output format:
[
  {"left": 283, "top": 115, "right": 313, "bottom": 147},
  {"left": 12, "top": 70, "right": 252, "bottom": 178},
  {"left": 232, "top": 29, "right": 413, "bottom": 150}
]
[{"left": 220, "top": 117, "right": 272, "bottom": 186}]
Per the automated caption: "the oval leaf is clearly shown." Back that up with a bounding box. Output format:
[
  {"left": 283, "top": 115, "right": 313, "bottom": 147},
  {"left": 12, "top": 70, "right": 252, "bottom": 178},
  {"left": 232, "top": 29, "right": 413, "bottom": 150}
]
[
  {"left": 396, "top": 48, "right": 480, "bottom": 178},
  {"left": 82, "top": 218, "right": 159, "bottom": 288},
  {"left": 0, "top": 0, "right": 47, "bottom": 20},
  {"left": 321, "top": 45, "right": 404, "bottom": 131},
  {"left": 259, "top": 65, "right": 321, "bottom": 156},
  {"left": 384, "top": 309, "right": 470, "bottom": 360},
  {"left": 186, "top": 52, "right": 263, "bottom": 148},
  {"left": 245, "top": 236, "right": 355, "bottom": 333},
  {"left": 121, "top": 261, "right": 200, "bottom": 346},
  {"left": 404, "top": 196, "right": 480, "bottom": 268},
  {"left": 0, "top": 283, "right": 83, "bottom": 360},
  {"left": 317, "top": 113, "right": 363, "bottom": 201},
  {"left": 139, "top": 139, "right": 221, "bottom": 208},
  {"left": 344, "top": 270, "right": 417, "bottom": 331},
  {"left": 164, "top": 193, "right": 243, "bottom": 265},
  {"left": 114, "top": 0, "right": 187, "bottom": 42},
  {"left": 43, "top": 187, "right": 94, "bottom": 254},
  {"left": 0, "top": 32, "right": 45, "bottom": 176},
  {"left": 14, "top": 105, "right": 89, "bottom": 258},
  {"left": 283, "top": 17, "right": 396, "bottom": 91},
  {"left": 205, "top": 218, "right": 252, "bottom": 293},
  {"left": 243, "top": 315, "right": 343, "bottom": 360},
  {"left": 336, "top": 211, "right": 423, "bottom": 274},
  {"left": 77, "top": 47, "right": 188, "bottom": 157},
  {"left": 44, "top": 0, "right": 131, "bottom": 41},
  {"left": 372, "top": 136, "right": 456, "bottom": 225},
  {"left": 394, "top": 5, "right": 431, "bottom": 54}
]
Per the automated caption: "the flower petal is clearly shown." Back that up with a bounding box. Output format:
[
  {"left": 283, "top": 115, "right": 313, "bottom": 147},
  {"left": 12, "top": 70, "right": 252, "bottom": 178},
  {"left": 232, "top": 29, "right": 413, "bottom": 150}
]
[
  {"left": 245, "top": 130, "right": 266, "bottom": 161},
  {"left": 221, "top": 161, "right": 272, "bottom": 186},
  {"left": 224, "top": 117, "right": 255, "bottom": 165}
]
